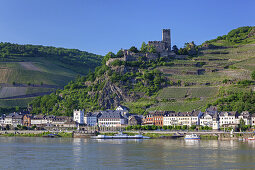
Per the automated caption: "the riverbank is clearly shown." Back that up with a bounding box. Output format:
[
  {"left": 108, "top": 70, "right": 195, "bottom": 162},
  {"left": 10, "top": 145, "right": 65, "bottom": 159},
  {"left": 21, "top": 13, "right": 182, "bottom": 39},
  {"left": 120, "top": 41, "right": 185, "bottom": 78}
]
[
  {"left": 1, "top": 130, "right": 254, "bottom": 140},
  {"left": 99, "top": 131, "right": 255, "bottom": 140},
  {"left": 0, "top": 130, "right": 73, "bottom": 137}
]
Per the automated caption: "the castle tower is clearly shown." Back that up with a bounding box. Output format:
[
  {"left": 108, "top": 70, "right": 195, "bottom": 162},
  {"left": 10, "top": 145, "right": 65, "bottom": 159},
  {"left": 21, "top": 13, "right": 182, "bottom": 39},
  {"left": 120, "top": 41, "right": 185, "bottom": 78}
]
[{"left": 162, "top": 29, "right": 171, "bottom": 51}]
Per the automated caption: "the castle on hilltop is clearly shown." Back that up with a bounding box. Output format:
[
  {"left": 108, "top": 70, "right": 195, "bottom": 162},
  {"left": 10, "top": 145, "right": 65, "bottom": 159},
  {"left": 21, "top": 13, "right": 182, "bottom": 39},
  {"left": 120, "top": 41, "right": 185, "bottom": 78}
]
[
  {"left": 106, "top": 29, "right": 175, "bottom": 66},
  {"left": 148, "top": 29, "right": 172, "bottom": 53}
]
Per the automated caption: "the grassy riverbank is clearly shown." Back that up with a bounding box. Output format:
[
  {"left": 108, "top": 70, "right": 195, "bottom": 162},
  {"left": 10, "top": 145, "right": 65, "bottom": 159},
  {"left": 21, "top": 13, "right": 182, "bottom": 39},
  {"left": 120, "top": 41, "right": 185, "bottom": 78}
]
[{"left": 0, "top": 132, "right": 73, "bottom": 138}]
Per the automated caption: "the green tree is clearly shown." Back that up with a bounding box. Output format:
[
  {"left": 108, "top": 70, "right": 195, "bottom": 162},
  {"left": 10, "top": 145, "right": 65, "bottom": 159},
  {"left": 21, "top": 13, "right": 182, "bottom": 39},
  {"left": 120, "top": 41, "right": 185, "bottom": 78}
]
[
  {"left": 140, "top": 42, "right": 148, "bottom": 53},
  {"left": 116, "top": 50, "right": 124, "bottom": 58},
  {"left": 251, "top": 71, "right": 255, "bottom": 80},
  {"left": 172, "top": 45, "right": 179, "bottom": 54},
  {"left": 129, "top": 46, "right": 139, "bottom": 53},
  {"left": 148, "top": 45, "right": 156, "bottom": 53},
  {"left": 239, "top": 118, "right": 245, "bottom": 131}
]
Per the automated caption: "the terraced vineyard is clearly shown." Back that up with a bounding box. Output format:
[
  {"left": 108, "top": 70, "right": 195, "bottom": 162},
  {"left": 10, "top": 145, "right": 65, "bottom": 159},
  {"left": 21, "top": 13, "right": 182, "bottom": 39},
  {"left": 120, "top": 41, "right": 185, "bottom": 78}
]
[
  {"left": 0, "top": 43, "right": 102, "bottom": 108},
  {"left": 124, "top": 43, "right": 255, "bottom": 113}
]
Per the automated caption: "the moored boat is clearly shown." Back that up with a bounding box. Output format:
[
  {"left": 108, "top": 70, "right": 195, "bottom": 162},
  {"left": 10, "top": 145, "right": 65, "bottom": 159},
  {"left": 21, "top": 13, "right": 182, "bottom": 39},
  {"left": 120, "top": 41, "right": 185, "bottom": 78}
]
[
  {"left": 91, "top": 132, "right": 150, "bottom": 139},
  {"left": 246, "top": 136, "right": 255, "bottom": 140},
  {"left": 184, "top": 134, "right": 200, "bottom": 140}
]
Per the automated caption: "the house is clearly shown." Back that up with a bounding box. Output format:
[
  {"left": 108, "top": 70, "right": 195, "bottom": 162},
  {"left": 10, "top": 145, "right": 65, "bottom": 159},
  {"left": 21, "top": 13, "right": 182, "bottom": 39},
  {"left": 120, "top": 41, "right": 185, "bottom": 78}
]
[
  {"left": 23, "top": 114, "right": 33, "bottom": 127},
  {"left": 0, "top": 115, "right": 5, "bottom": 126},
  {"left": 163, "top": 112, "right": 179, "bottom": 126},
  {"left": 200, "top": 113, "right": 213, "bottom": 127},
  {"left": 191, "top": 110, "right": 203, "bottom": 126},
  {"left": 4, "top": 112, "right": 24, "bottom": 127},
  {"left": 84, "top": 112, "right": 101, "bottom": 126},
  {"left": 73, "top": 109, "right": 85, "bottom": 124},
  {"left": 212, "top": 113, "right": 220, "bottom": 130},
  {"left": 98, "top": 110, "right": 126, "bottom": 127},
  {"left": 176, "top": 112, "right": 193, "bottom": 126},
  {"left": 238, "top": 111, "right": 251, "bottom": 125},
  {"left": 51, "top": 116, "right": 70, "bottom": 127},
  {"left": 142, "top": 113, "right": 154, "bottom": 125},
  {"left": 219, "top": 111, "right": 239, "bottom": 127},
  {"left": 143, "top": 111, "right": 172, "bottom": 126},
  {"left": 31, "top": 115, "right": 45, "bottom": 126},
  {"left": 116, "top": 105, "right": 129, "bottom": 113},
  {"left": 152, "top": 111, "right": 166, "bottom": 126},
  {"left": 163, "top": 111, "right": 202, "bottom": 127},
  {"left": 128, "top": 115, "right": 143, "bottom": 126},
  {"left": 251, "top": 114, "right": 255, "bottom": 126},
  {"left": 42, "top": 115, "right": 55, "bottom": 126}
]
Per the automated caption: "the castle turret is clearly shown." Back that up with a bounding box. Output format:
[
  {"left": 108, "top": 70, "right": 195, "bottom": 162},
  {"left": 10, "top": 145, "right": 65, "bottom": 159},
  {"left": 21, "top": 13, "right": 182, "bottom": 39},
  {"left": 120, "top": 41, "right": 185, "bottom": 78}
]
[{"left": 162, "top": 29, "right": 171, "bottom": 51}]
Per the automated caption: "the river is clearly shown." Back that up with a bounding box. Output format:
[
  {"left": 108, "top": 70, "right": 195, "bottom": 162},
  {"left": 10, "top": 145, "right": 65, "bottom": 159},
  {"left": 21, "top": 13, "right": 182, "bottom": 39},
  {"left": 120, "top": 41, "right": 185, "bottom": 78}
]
[{"left": 1, "top": 137, "right": 255, "bottom": 169}]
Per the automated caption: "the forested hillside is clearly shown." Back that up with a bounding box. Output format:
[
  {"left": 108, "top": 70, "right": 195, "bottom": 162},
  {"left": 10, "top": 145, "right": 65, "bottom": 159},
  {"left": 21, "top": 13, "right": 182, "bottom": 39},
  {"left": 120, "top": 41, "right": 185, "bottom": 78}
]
[
  {"left": 27, "top": 26, "right": 255, "bottom": 116},
  {"left": 0, "top": 43, "right": 102, "bottom": 110}
]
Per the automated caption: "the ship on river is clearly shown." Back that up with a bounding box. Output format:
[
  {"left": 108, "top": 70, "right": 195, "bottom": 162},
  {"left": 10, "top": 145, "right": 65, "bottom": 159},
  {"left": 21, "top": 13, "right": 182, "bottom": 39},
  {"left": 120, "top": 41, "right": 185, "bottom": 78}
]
[{"left": 91, "top": 132, "right": 150, "bottom": 139}]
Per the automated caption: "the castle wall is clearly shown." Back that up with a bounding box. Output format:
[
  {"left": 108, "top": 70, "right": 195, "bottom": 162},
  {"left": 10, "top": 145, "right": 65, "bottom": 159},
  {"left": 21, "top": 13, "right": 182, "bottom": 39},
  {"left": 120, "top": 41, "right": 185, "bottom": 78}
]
[{"left": 148, "top": 41, "right": 166, "bottom": 53}]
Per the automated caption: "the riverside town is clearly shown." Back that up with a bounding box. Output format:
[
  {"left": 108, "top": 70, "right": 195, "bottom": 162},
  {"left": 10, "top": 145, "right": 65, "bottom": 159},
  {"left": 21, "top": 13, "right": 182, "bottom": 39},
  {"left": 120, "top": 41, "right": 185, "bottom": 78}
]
[{"left": 1, "top": 105, "right": 254, "bottom": 133}]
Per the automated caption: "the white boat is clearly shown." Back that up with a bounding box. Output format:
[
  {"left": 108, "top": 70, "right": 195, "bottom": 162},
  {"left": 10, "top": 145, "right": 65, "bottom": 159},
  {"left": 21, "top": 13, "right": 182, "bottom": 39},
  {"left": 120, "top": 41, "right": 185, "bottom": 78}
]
[
  {"left": 246, "top": 136, "right": 255, "bottom": 140},
  {"left": 91, "top": 132, "right": 150, "bottom": 139},
  {"left": 184, "top": 134, "right": 200, "bottom": 140}
]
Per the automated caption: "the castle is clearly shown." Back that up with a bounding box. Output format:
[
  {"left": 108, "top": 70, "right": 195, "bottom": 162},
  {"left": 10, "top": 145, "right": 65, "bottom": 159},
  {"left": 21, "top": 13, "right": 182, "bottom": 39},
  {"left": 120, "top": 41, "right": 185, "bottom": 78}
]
[
  {"left": 106, "top": 29, "right": 175, "bottom": 66},
  {"left": 148, "top": 29, "right": 171, "bottom": 53}
]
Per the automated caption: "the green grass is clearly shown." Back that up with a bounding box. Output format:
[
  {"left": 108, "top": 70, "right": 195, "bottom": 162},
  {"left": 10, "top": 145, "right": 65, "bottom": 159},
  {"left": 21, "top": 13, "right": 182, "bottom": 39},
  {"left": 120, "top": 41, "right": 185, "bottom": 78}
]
[{"left": 0, "top": 132, "right": 73, "bottom": 137}]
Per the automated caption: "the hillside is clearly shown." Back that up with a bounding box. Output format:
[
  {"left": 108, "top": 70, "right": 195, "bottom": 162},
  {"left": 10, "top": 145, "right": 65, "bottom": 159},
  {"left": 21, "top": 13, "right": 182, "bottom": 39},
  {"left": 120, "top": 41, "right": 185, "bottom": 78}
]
[
  {"left": 0, "top": 43, "right": 102, "bottom": 108},
  {"left": 29, "top": 26, "right": 255, "bottom": 116}
]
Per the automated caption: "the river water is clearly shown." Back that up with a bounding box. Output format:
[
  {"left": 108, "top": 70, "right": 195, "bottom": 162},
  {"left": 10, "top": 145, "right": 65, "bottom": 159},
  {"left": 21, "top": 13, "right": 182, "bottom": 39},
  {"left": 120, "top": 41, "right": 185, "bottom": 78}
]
[{"left": 1, "top": 137, "right": 255, "bottom": 169}]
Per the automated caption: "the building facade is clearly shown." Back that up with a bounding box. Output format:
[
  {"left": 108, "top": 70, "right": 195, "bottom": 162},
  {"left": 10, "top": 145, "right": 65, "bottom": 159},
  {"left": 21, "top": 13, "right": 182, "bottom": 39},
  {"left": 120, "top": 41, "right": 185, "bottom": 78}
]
[
  {"left": 98, "top": 110, "right": 126, "bottom": 127},
  {"left": 73, "top": 109, "right": 85, "bottom": 124}
]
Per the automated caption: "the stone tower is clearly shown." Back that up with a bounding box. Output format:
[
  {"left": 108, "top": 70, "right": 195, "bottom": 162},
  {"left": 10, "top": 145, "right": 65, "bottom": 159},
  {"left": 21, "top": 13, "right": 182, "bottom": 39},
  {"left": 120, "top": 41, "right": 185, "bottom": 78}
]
[{"left": 162, "top": 29, "right": 171, "bottom": 51}]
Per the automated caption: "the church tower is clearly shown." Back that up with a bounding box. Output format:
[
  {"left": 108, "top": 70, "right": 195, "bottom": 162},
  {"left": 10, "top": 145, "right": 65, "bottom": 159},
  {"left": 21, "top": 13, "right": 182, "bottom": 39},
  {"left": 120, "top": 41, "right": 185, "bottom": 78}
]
[{"left": 162, "top": 29, "right": 171, "bottom": 51}]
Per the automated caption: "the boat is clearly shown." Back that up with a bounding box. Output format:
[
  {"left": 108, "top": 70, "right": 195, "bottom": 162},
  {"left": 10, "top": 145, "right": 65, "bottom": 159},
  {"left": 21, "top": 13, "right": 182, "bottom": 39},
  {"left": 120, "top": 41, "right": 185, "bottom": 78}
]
[
  {"left": 43, "top": 133, "right": 60, "bottom": 138},
  {"left": 91, "top": 132, "right": 150, "bottom": 139},
  {"left": 246, "top": 136, "right": 255, "bottom": 140},
  {"left": 184, "top": 134, "right": 200, "bottom": 140}
]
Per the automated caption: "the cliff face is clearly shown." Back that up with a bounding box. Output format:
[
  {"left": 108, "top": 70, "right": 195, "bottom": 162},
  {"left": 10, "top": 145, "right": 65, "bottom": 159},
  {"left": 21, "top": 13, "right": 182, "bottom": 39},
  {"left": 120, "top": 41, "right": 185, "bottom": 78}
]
[{"left": 97, "top": 80, "right": 137, "bottom": 109}]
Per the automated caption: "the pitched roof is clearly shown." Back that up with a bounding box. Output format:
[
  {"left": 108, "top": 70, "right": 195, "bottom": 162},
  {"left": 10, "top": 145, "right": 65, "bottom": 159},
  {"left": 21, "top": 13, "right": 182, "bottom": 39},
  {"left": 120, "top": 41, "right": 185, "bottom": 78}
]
[
  {"left": 33, "top": 115, "right": 45, "bottom": 119},
  {"left": 206, "top": 106, "right": 218, "bottom": 112},
  {"left": 99, "top": 110, "right": 124, "bottom": 119}
]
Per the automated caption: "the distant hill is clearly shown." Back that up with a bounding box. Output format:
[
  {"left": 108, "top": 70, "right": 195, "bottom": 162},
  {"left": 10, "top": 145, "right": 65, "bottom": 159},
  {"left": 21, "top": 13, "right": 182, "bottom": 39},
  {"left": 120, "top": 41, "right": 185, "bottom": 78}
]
[
  {"left": 25, "top": 26, "right": 255, "bottom": 116},
  {"left": 203, "top": 26, "right": 255, "bottom": 47},
  {"left": 0, "top": 42, "right": 102, "bottom": 108}
]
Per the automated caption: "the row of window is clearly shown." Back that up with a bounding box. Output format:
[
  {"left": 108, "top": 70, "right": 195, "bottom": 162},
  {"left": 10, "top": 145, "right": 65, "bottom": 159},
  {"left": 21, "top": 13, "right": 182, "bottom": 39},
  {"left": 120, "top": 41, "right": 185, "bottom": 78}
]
[
  {"left": 100, "top": 122, "right": 120, "bottom": 124},
  {"left": 99, "top": 119, "right": 121, "bottom": 121}
]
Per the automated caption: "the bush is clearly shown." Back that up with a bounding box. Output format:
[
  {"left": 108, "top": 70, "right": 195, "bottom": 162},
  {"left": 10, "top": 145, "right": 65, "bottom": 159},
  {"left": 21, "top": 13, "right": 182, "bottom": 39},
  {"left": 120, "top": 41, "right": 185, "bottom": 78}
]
[{"left": 251, "top": 71, "right": 255, "bottom": 80}]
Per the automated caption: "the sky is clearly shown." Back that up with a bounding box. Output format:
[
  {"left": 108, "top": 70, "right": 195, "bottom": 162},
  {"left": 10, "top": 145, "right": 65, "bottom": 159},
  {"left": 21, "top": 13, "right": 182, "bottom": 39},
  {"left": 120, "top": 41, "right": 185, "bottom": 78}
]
[{"left": 0, "top": 0, "right": 254, "bottom": 55}]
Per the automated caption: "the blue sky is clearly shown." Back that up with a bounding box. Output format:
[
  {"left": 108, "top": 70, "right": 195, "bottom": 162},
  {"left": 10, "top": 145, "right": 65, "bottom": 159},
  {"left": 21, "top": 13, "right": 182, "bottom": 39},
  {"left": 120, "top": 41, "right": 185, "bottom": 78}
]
[{"left": 0, "top": 0, "right": 254, "bottom": 55}]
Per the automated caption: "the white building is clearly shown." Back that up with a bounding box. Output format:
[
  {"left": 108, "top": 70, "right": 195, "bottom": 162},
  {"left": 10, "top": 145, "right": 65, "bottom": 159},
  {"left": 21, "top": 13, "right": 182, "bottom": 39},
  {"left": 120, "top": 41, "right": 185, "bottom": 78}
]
[
  {"left": 84, "top": 112, "right": 100, "bottom": 126},
  {"left": 163, "top": 111, "right": 202, "bottom": 127},
  {"left": 31, "top": 115, "right": 44, "bottom": 126},
  {"left": 200, "top": 113, "right": 213, "bottom": 127},
  {"left": 219, "top": 111, "right": 238, "bottom": 127},
  {"left": 251, "top": 114, "right": 255, "bottom": 126},
  {"left": 98, "top": 110, "right": 126, "bottom": 127},
  {"left": 238, "top": 111, "right": 251, "bottom": 125},
  {"left": 73, "top": 109, "right": 84, "bottom": 124},
  {"left": 163, "top": 113, "right": 179, "bottom": 126}
]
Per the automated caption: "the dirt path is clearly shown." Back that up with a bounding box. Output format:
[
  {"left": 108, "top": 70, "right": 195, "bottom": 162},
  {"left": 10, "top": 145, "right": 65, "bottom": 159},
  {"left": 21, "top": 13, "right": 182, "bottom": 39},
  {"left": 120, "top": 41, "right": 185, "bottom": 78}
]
[{"left": 19, "top": 62, "right": 42, "bottom": 71}]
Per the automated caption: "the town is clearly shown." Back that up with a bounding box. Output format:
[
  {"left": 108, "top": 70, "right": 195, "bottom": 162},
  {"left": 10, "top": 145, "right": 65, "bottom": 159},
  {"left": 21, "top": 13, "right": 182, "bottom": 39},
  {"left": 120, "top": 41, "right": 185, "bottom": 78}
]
[{"left": 0, "top": 105, "right": 254, "bottom": 132}]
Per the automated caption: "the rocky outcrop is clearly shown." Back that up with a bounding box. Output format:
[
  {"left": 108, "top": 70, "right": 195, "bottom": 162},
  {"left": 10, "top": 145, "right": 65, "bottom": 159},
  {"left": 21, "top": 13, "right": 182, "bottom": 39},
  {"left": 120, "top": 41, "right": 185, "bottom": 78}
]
[{"left": 97, "top": 80, "right": 137, "bottom": 109}]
